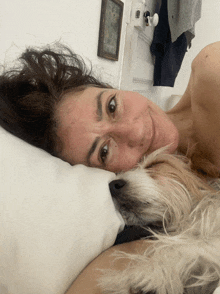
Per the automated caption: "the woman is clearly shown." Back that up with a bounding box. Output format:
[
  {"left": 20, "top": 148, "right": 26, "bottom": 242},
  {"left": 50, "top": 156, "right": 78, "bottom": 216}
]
[
  {"left": 1, "top": 41, "right": 220, "bottom": 292},
  {"left": 1, "top": 42, "right": 220, "bottom": 177}
]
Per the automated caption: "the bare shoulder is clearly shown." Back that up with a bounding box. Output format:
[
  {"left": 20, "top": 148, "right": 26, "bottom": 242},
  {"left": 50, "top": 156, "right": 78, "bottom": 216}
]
[
  {"left": 192, "top": 42, "right": 220, "bottom": 87},
  {"left": 190, "top": 42, "right": 220, "bottom": 109},
  {"left": 192, "top": 41, "right": 220, "bottom": 70},
  {"left": 169, "top": 42, "right": 220, "bottom": 113},
  {"left": 189, "top": 42, "right": 220, "bottom": 169}
]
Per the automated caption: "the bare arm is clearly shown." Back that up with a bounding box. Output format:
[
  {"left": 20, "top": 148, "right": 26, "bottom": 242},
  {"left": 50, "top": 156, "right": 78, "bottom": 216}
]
[{"left": 65, "top": 240, "right": 147, "bottom": 294}]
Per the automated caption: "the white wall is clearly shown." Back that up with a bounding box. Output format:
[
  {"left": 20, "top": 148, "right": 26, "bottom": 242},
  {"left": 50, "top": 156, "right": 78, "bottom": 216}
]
[
  {"left": 2, "top": 0, "right": 219, "bottom": 102},
  {"left": 160, "top": 0, "right": 220, "bottom": 108},
  {"left": 0, "top": 0, "right": 127, "bottom": 88}
]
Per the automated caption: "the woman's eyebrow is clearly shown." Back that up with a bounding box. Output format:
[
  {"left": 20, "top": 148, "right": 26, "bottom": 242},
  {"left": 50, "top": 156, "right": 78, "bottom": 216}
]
[
  {"left": 96, "top": 90, "right": 107, "bottom": 121},
  {"left": 86, "top": 136, "right": 101, "bottom": 166}
]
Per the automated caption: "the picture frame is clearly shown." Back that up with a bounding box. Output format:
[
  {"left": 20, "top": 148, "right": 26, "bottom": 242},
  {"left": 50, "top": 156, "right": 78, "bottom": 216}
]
[{"left": 97, "top": 0, "right": 124, "bottom": 61}]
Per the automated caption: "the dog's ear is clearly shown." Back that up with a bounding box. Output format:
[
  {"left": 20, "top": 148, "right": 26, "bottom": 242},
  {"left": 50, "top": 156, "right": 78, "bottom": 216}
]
[
  {"left": 139, "top": 146, "right": 170, "bottom": 168},
  {"left": 141, "top": 149, "right": 213, "bottom": 201}
]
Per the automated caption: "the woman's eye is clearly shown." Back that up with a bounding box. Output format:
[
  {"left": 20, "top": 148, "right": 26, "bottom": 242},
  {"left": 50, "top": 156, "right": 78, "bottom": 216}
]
[
  {"left": 100, "top": 144, "right": 109, "bottom": 164},
  {"left": 108, "top": 96, "right": 117, "bottom": 114}
]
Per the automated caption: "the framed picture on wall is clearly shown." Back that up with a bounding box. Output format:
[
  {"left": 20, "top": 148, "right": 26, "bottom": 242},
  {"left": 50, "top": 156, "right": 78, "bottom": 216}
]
[{"left": 97, "top": 0, "right": 124, "bottom": 61}]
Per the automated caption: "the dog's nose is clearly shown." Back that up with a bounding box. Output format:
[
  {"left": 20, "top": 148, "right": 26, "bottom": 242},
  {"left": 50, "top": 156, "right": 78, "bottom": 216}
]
[{"left": 109, "top": 179, "right": 126, "bottom": 198}]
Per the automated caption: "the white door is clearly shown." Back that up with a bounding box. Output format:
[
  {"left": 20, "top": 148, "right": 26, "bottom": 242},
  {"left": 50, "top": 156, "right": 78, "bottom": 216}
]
[{"left": 120, "top": 0, "right": 162, "bottom": 106}]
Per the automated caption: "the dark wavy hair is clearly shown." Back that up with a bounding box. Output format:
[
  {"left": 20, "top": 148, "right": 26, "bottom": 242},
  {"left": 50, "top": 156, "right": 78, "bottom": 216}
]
[{"left": 0, "top": 45, "right": 110, "bottom": 156}]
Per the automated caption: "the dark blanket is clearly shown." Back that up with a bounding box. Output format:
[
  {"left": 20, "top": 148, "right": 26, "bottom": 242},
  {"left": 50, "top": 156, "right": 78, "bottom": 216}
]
[{"left": 114, "top": 225, "right": 155, "bottom": 245}]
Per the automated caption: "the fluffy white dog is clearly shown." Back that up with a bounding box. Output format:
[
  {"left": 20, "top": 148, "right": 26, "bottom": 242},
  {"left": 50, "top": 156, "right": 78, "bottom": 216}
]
[{"left": 99, "top": 148, "right": 220, "bottom": 294}]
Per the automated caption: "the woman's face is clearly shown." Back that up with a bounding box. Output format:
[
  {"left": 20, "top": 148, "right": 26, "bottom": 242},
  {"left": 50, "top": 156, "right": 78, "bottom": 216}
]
[{"left": 56, "top": 87, "right": 179, "bottom": 172}]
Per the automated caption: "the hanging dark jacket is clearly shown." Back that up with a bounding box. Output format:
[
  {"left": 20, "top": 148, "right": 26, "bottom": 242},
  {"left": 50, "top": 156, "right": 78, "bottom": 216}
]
[{"left": 150, "top": 0, "right": 187, "bottom": 87}]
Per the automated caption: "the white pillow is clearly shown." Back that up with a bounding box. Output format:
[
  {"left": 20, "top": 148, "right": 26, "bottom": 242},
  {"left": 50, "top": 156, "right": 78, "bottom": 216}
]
[{"left": 0, "top": 127, "right": 124, "bottom": 294}]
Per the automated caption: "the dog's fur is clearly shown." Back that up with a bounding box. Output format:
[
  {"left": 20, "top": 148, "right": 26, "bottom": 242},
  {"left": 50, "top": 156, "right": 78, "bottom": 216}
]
[{"left": 99, "top": 147, "right": 220, "bottom": 294}]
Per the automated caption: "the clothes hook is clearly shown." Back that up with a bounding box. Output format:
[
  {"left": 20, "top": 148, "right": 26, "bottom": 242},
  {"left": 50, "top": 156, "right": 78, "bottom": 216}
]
[{"left": 144, "top": 11, "right": 159, "bottom": 26}]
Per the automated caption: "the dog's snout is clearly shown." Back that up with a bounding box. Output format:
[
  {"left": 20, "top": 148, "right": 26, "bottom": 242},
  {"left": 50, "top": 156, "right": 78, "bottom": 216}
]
[{"left": 109, "top": 179, "right": 126, "bottom": 198}]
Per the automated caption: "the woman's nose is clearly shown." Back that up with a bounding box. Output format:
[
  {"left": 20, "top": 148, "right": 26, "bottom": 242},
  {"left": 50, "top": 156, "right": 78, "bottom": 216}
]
[{"left": 110, "top": 119, "right": 144, "bottom": 147}]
